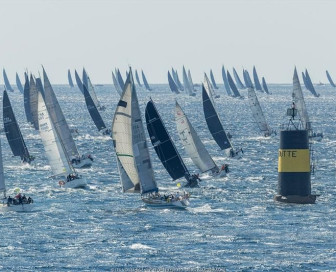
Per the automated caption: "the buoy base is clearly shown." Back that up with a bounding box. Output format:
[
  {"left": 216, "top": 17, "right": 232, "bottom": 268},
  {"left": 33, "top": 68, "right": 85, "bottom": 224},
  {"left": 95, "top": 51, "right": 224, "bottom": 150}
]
[{"left": 274, "top": 194, "right": 317, "bottom": 204}]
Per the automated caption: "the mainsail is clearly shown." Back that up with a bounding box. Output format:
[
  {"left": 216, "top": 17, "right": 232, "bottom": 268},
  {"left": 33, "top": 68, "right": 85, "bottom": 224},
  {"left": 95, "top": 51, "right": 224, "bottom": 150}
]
[
  {"left": 29, "top": 75, "right": 39, "bottom": 130},
  {"left": 247, "top": 87, "right": 271, "bottom": 135},
  {"left": 302, "top": 72, "right": 309, "bottom": 89},
  {"left": 175, "top": 101, "right": 218, "bottom": 173},
  {"left": 145, "top": 99, "right": 189, "bottom": 181},
  {"left": 253, "top": 66, "right": 263, "bottom": 91},
  {"left": 326, "top": 70, "right": 336, "bottom": 87},
  {"left": 3, "top": 90, "right": 32, "bottom": 162},
  {"left": 23, "top": 73, "right": 32, "bottom": 123},
  {"left": 202, "top": 78, "right": 232, "bottom": 151},
  {"left": 3, "top": 69, "right": 14, "bottom": 92},
  {"left": 210, "top": 69, "right": 218, "bottom": 89},
  {"left": 221, "top": 65, "right": 232, "bottom": 96},
  {"left": 16, "top": 73, "right": 24, "bottom": 93},
  {"left": 75, "top": 69, "right": 84, "bottom": 94},
  {"left": 305, "top": 69, "right": 319, "bottom": 97},
  {"left": 168, "top": 71, "right": 179, "bottom": 94},
  {"left": 112, "top": 71, "right": 123, "bottom": 95},
  {"left": 244, "top": 70, "right": 254, "bottom": 88},
  {"left": 112, "top": 69, "right": 157, "bottom": 194},
  {"left": 82, "top": 68, "right": 101, "bottom": 108},
  {"left": 68, "top": 69, "right": 74, "bottom": 87},
  {"left": 172, "top": 68, "right": 184, "bottom": 91},
  {"left": 141, "top": 70, "right": 151, "bottom": 91},
  {"left": 187, "top": 70, "right": 195, "bottom": 91},
  {"left": 233, "top": 67, "right": 245, "bottom": 89},
  {"left": 227, "top": 71, "right": 242, "bottom": 97},
  {"left": 262, "top": 77, "right": 270, "bottom": 94},
  {"left": 135, "top": 69, "right": 142, "bottom": 87},
  {"left": 182, "top": 66, "right": 195, "bottom": 96},
  {"left": 116, "top": 69, "right": 125, "bottom": 91}
]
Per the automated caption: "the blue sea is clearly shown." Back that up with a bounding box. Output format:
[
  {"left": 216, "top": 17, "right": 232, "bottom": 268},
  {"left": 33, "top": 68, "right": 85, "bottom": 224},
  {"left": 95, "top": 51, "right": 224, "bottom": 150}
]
[{"left": 0, "top": 82, "right": 335, "bottom": 271}]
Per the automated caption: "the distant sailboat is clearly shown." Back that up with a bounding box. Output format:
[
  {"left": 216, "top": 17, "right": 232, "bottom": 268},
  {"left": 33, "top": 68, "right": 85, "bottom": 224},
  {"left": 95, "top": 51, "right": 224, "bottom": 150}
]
[
  {"left": 68, "top": 69, "right": 74, "bottom": 88},
  {"left": 326, "top": 70, "right": 336, "bottom": 87},
  {"left": 253, "top": 66, "right": 263, "bottom": 91},
  {"left": 168, "top": 71, "right": 180, "bottom": 94},
  {"left": 244, "top": 70, "right": 254, "bottom": 88},
  {"left": 74, "top": 69, "right": 84, "bottom": 94},
  {"left": 116, "top": 69, "right": 125, "bottom": 91},
  {"left": 262, "top": 77, "right": 270, "bottom": 94},
  {"left": 38, "top": 82, "right": 87, "bottom": 188},
  {"left": 28, "top": 75, "right": 39, "bottom": 130},
  {"left": 182, "top": 66, "right": 195, "bottom": 96},
  {"left": 16, "top": 73, "right": 24, "bottom": 93},
  {"left": 0, "top": 139, "right": 34, "bottom": 211},
  {"left": 112, "top": 71, "right": 123, "bottom": 96},
  {"left": 205, "top": 73, "right": 219, "bottom": 98},
  {"left": 172, "top": 68, "right": 184, "bottom": 91},
  {"left": 202, "top": 75, "right": 242, "bottom": 158},
  {"left": 82, "top": 68, "right": 104, "bottom": 110},
  {"left": 141, "top": 70, "right": 152, "bottom": 91},
  {"left": 227, "top": 71, "right": 242, "bottom": 98},
  {"left": 135, "top": 69, "right": 142, "bottom": 87},
  {"left": 187, "top": 70, "right": 196, "bottom": 91},
  {"left": 304, "top": 69, "right": 320, "bottom": 97},
  {"left": 233, "top": 67, "right": 245, "bottom": 89},
  {"left": 221, "top": 65, "right": 232, "bottom": 96},
  {"left": 175, "top": 101, "right": 228, "bottom": 177},
  {"left": 209, "top": 69, "right": 219, "bottom": 89},
  {"left": 3, "top": 69, "right": 14, "bottom": 92},
  {"left": 3, "top": 90, "right": 34, "bottom": 163},
  {"left": 247, "top": 87, "right": 273, "bottom": 137},
  {"left": 23, "top": 73, "right": 32, "bottom": 124},
  {"left": 145, "top": 98, "right": 199, "bottom": 187},
  {"left": 302, "top": 72, "right": 309, "bottom": 89},
  {"left": 112, "top": 69, "right": 189, "bottom": 207}
]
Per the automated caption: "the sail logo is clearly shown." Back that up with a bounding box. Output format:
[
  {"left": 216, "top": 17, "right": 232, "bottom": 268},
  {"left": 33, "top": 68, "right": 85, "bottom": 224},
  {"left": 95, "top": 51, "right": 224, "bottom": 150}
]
[
  {"left": 88, "top": 105, "right": 95, "bottom": 110},
  {"left": 38, "top": 112, "right": 45, "bottom": 121},
  {"left": 3, "top": 117, "right": 12, "bottom": 123}
]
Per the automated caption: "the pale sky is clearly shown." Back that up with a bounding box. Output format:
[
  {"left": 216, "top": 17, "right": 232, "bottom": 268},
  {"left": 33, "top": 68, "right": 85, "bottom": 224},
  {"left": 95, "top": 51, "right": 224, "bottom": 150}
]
[{"left": 1, "top": 0, "right": 336, "bottom": 84}]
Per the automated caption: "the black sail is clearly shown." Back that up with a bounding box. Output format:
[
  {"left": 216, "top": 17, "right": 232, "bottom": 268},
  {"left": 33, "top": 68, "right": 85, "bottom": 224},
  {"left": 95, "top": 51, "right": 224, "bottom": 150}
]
[
  {"left": 23, "top": 73, "right": 32, "bottom": 123},
  {"left": 202, "top": 84, "right": 232, "bottom": 150},
  {"left": 29, "top": 75, "right": 39, "bottom": 130},
  {"left": 83, "top": 84, "right": 107, "bottom": 132},
  {"left": 145, "top": 99, "right": 189, "bottom": 180},
  {"left": 3, "top": 90, "right": 32, "bottom": 162}
]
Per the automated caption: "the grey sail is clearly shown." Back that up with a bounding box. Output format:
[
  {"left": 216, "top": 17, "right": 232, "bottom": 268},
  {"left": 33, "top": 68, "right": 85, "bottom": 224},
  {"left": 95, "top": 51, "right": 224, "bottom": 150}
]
[
  {"left": 247, "top": 87, "right": 271, "bottom": 135},
  {"left": 16, "top": 73, "right": 24, "bottom": 93},
  {"left": 209, "top": 69, "right": 218, "bottom": 89},
  {"left": 43, "top": 67, "right": 80, "bottom": 159},
  {"left": 233, "top": 67, "right": 245, "bottom": 89},
  {"left": 75, "top": 69, "right": 84, "bottom": 94},
  {"left": 262, "top": 77, "right": 270, "bottom": 94},
  {"left": 112, "top": 69, "right": 157, "bottom": 194},
  {"left": 175, "top": 101, "right": 218, "bottom": 173},
  {"left": 182, "top": 66, "right": 195, "bottom": 96},
  {"left": 187, "top": 70, "right": 195, "bottom": 91},
  {"left": 29, "top": 75, "right": 39, "bottom": 130},
  {"left": 202, "top": 78, "right": 233, "bottom": 151},
  {"left": 82, "top": 68, "right": 101, "bottom": 108},
  {"left": 172, "top": 68, "right": 184, "bottom": 91},
  {"left": 3, "top": 90, "right": 32, "bottom": 163},
  {"left": 326, "top": 70, "right": 336, "bottom": 87},
  {"left": 141, "top": 70, "right": 151, "bottom": 91},
  {"left": 68, "top": 69, "right": 74, "bottom": 87},
  {"left": 221, "top": 65, "right": 232, "bottom": 96},
  {"left": 168, "top": 71, "right": 179, "bottom": 94},
  {"left": 3, "top": 69, "right": 14, "bottom": 92},
  {"left": 112, "top": 71, "right": 123, "bottom": 96},
  {"left": 116, "top": 69, "right": 125, "bottom": 91},
  {"left": 135, "top": 69, "right": 142, "bottom": 87},
  {"left": 243, "top": 70, "right": 252, "bottom": 88},
  {"left": 253, "top": 66, "right": 263, "bottom": 91},
  {"left": 305, "top": 69, "right": 319, "bottom": 97},
  {"left": 302, "top": 71, "right": 309, "bottom": 89},
  {"left": 227, "top": 71, "right": 241, "bottom": 97},
  {"left": 205, "top": 73, "right": 219, "bottom": 98},
  {"left": 23, "top": 73, "right": 32, "bottom": 123}
]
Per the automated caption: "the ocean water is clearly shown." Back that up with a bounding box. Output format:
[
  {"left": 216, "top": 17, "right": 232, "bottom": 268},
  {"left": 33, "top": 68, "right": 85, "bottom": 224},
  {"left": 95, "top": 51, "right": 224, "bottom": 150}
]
[{"left": 0, "top": 82, "right": 335, "bottom": 271}]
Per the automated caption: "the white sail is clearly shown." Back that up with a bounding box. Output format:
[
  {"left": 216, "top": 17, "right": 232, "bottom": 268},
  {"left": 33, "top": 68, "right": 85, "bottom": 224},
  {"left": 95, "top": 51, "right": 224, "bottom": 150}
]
[
  {"left": 247, "top": 88, "right": 271, "bottom": 134},
  {"left": 112, "top": 71, "right": 122, "bottom": 96},
  {"left": 38, "top": 89, "right": 73, "bottom": 177},
  {"left": 182, "top": 66, "right": 194, "bottom": 96},
  {"left": 0, "top": 140, "right": 5, "bottom": 196},
  {"left": 112, "top": 69, "right": 157, "bottom": 194},
  {"left": 87, "top": 76, "right": 101, "bottom": 108},
  {"left": 175, "top": 101, "right": 217, "bottom": 173},
  {"left": 187, "top": 70, "right": 194, "bottom": 90},
  {"left": 293, "top": 68, "right": 310, "bottom": 130},
  {"left": 204, "top": 73, "right": 218, "bottom": 100}
]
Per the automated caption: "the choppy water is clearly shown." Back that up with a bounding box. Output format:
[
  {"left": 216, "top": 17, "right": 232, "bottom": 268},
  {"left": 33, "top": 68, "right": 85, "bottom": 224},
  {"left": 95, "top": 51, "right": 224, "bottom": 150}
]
[{"left": 0, "top": 82, "right": 335, "bottom": 271}]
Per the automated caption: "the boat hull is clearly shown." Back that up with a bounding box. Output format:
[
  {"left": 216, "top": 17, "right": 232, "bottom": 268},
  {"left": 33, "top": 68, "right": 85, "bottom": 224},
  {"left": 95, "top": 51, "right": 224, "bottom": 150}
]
[
  {"left": 71, "top": 157, "right": 92, "bottom": 169},
  {"left": 59, "top": 178, "right": 87, "bottom": 189},
  {"left": 0, "top": 203, "right": 34, "bottom": 212},
  {"left": 142, "top": 197, "right": 189, "bottom": 209}
]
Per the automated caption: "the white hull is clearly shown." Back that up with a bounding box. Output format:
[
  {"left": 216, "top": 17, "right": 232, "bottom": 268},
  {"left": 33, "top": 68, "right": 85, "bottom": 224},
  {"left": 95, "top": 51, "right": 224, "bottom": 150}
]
[
  {"left": 142, "top": 196, "right": 189, "bottom": 209},
  {"left": 59, "top": 178, "right": 87, "bottom": 188},
  {"left": 71, "top": 157, "right": 92, "bottom": 168},
  {"left": 0, "top": 203, "right": 34, "bottom": 212}
]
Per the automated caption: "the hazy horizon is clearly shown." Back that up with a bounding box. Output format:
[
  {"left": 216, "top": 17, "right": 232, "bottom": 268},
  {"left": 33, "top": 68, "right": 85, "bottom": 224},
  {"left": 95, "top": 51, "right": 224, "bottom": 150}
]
[{"left": 1, "top": 0, "right": 336, "bottom": 84}]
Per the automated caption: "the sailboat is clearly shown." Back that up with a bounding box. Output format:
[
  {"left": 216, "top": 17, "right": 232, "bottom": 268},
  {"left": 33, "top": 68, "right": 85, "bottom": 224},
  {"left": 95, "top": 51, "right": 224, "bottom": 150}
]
[
  {"left": 221, "top": 65, "right": 232, "bottom": 96},
  {"left": 112, "top": 69, "right": 189, "bottom": 208},
  {"left": 304, "top": 69, "right": 320, "bottom": 97},
  {"left": 68, "top": 69, "right": 74, "bottom": 88},
  {"left": 23, "top": 73, "right": 32, "bottom": 124},
  {"left": 74, "top": 69, "right": 84, "bottom": 94},
  {"left": 243, "top": 70, "right": 254, "bottom": 88},
  {"left": 175, "top": 101, "right": 228, "bottom": 177},
  {"left": 135, "top": 69, "right": 142, "bottom": 87},
  {"left": 112, "top": 71, "right": 123, "bottom": 96},
  {"left": 43, "top": 68, "right": 93, "bottom": 168},
  {"left": 326, "top": 70, "right": 336, "bottom": 87},
  {"left": 202, "top": 75, "right": 242, "bottom": 158},
  {"left": 16, "top": 73, "right": 24, "bottom": 93},
  {"left": 209, "top": 69, "right": 219, "bottom": 89},
  {"left": 247, "top": 87, "right": 274, "bottom": 137},
  {"left": 141, "top": 70, "right": 152, "bottom": 91},
  {"left": 182, "top": 66, "right": 195, "bottom": 96},
  {"left": 116, "top": 68, "right": 125, "bottom": 91},
  {"left": 0, "top": 140, "right": 34, "bottom": 212},
  {"left": 262, "top": 77, "right": 270, "bottom": 94},
  {"left": 3, "top": 69, "right": 14, "bottom": 92},
  {"left": 38, "top": 81, "right": 86, "bottom": 188},
  {"left": 232, "top": 67, "right": 245, "bottom": 89},
  {"left": 172, "top": 68, "right": 184, "bottom": 91},
  {"left": 82, "top": 68, "right": 105, "bottom": 110},
  {"left": 292, "top": 68, "right": 323, "bottom": 141},
  {"left": 3, "top": 90, "right": 34, "bottom": 163},
  {"left": 168, "top": 71, "right": 180, "bottom": 94},
  {"left": 187, "top": 70, "right": 196, "bottom": 92},
  {"left": 145, "top": 98, "right": 200, "bottom": 187},
  {"left": 29, "top": 75, "right": 39, "bottom": 130},
  {"left": 227, "top": 71, "right": 242, "bottom": 98},
  {"left": 205, "top": 73, "right": 219, "bottom": 98},
  {"left": 83, "top": 84, "right": 110, "bottom": 135},
  {"left": 253, "top": 66, "right": 263, "bottom": 92}
]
